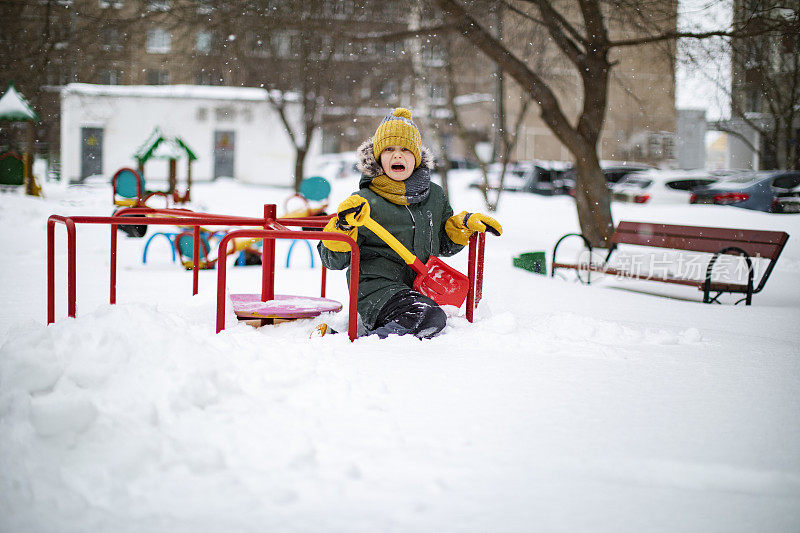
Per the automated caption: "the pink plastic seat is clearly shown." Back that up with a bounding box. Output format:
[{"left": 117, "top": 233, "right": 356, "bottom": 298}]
[{"left": 230, "top": 293, "right": 342, "bottom": 320}]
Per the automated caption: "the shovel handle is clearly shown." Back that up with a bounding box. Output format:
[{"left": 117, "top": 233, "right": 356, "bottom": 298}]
[{"left": 362, "top": 215, "right": 425, "bottom": 273}]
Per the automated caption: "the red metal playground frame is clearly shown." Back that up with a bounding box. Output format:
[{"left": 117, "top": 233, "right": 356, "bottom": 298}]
[{"left": 47, "top": 204, "right": 486, "bottom": 341}]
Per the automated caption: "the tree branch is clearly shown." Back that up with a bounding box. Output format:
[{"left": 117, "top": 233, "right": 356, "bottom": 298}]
[
  {"left": 347, "top": 24, "right": 453, "bottom": 43},
  {"left": 530, "top": 0, "right": 585, "bottom": 65},
  {"left": 610, "top": 21, "right": 800, "bottom": 48},
  {"left": 510, "top": 0, "right": 590, "bottom": 50},
  {"left": 430, "top": 0, "right": 584, "bottom": 154}
]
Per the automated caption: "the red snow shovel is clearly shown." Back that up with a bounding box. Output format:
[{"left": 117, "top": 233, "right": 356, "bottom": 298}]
[{"left": 362, "top": 214, "right": 469, "bottom": 307}]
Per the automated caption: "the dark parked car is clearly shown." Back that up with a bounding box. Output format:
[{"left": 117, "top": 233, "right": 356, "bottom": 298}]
[
  {"left": 443, "top": 158, "right": 479, "bottom": 171},
  {"left": 519, "top": 161, "right": 571, "bottom": 195},
  {"left": 469, "top": 162, "right": 535, "bottom": 191},
  {"left": 772, "top": 184, "right": 800, "bottom": 213},
  {"left": 562, "top": 161, "right": 654, "bottom": 194},
  {"left": 689, "top": 170, "right": 800, "bottom": 212}
]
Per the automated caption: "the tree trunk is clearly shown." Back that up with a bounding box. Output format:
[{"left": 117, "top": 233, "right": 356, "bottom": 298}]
[
  {"left": 439, "top": 156, "right": 451, "bottom": 202},
  {"left": 24, "top": 121, "right": 35, "bottom": 196},
  {"left": 573, "top": 150, "right": 614, "bottom": 246},
  {"left": 294, "top": 147, "right": 307, "bottom": 193}
]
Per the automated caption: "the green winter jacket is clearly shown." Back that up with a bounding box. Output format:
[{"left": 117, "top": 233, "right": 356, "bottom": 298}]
[{"left": 317, "top": 141, "right": 464, "bottom": 330}]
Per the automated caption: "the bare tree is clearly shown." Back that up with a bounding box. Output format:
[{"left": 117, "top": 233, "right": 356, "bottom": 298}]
[
  {"left": 443, "top": 57, "right": 532, "bottom": 211},
  {"left": 424, "top": 0, "right": 787, "bottom": 245},
  {"left": 174, "top": 0, "right": 422, "bottom": 192},
  {"left": 261, "top": 22, "right": 337, "bottom": 193},
  {"left": 1, "top": 0, "right": 177, "bottom": 176},
  {"left": 429, "top": 0, "right": 619, "bottom": 245}
]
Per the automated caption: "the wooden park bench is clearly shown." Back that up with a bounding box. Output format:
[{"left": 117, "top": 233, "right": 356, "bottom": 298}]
[{"left": 551, "top": 221, "right": 789, "bottom": 305}]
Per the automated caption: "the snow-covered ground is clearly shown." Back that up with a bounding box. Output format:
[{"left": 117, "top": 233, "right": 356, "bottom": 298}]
[{"left": 1, "top": 176, "right": 799, "bottom": 533}]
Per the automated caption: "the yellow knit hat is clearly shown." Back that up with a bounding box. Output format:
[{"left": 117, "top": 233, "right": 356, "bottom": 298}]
[{"left": 372, "top": 108, "right": 422, "bottom": 169}]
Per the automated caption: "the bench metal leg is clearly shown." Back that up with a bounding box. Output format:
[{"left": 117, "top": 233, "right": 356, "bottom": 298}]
[
  {"left": 703, "top": 246, "right": 754, "bottom": 306},
  {"left": 705, "top": 291, "right": 723, "bottom": 304},
  {"left": 551, "top": 233, "right": 596, "bottom": 282}
]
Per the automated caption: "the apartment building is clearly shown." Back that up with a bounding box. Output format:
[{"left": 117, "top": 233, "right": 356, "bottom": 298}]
[
  {"left": 2, "top": 0, "right": 679, "bottom": 178},
  {"left": 730, "top": 0, "right": 799, "bottom": 170}
]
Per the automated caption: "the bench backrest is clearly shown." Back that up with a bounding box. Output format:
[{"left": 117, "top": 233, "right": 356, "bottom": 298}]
[{"left": 613, "top": 221, "right": 788, "bottom": 260}]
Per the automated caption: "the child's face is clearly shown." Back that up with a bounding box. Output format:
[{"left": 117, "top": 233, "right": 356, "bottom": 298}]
[{"left": 380, "top": 146, "right": 416, "bottom": 181}]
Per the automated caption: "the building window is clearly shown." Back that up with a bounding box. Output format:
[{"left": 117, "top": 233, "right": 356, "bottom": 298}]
[
  {"left": 427, "top": 82, "right": 446, "bottom": 104},
  {"left": 332, "top": 0, "right": 354, "bottom": 19},
  {"left": 782, "top": 33, "right": 799, "bottom": 55},
  {"left": 146, "top": 68, "right": 169, "bottom": 85},
  {"left": 746, "top": 86, "right": 761, "bottom": 112},
  {"left": 146, "top": 28, "right": 171, "bottom": 53},
  {"left": 422, "top": 43, "right": 445, "bottom": 66},
  {"left": 100, "top": 27, "right": 123, "bottom": 51},
  {"left": 215, "top": 107, "right": 236, "bottom": 121},
  {"left": 196, "top": 69, "right": 223, "bottom": 85},
  {"left": 383, "top": 41, "right": 403, "bottom": 58},
  {"left": 271, "top": 31, "right": 299, "bottom": 59},
  {"left": 146, "top": 0, "right": 170, "bottom": 11},
  {"left": 98, "top": 69, "right": 121, "bottom": 84},
  {"left": 196, "top": 30, "right": 212, "bottom": 54},
  {"left": 46, "top": 62, "right": 78, "bottom": 86},
  {"left": 378, "top": 79, "right": 396, "bottom": 101},
  {"left": 248, "top": 31, "right": 268, "bottom": 57},
  {"left": 334, "top": 39, "right": 358, "bottom": 61}
]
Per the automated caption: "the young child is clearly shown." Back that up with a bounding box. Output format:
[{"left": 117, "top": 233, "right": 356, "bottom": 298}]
[{"left": 317, "top": 108, "right": 501, "bottom": 339}]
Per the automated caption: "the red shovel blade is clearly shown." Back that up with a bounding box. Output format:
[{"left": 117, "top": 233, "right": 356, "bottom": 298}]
[{"left": 412, "top": 255, "right": 469, "bottom": 307}]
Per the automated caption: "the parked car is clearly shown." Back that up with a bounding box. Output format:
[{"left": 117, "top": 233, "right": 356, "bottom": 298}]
[
  {"left": 435, "top": 158, "right": 479, "bottom": 171},
  {"left": 771, "top": 184, "right": 800, "bottom": 213},
  {"left": 611, "top": 169, "right": 720, "bottom": 204},
  {"left": 519, "top": 160, "right": 572, "bottom": 195},
  {"left": 432, "top": 158, "right": 482, "bottom": 185},
  {"left": 689, "top": 170, "right": 800, "bottom": 212},
  {"left": 469, "top": 162, "right": 532, "bottom": 191},
  {"left": 310, "top": 152, "right": 359, "bottom": 181},
  {"left": 562, "top": 161, "right": 654, "bottom": 194}
]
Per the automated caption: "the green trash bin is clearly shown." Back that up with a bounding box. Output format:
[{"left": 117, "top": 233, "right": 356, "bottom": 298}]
[{"left": 513, "top": 251, "right": 547, "bottom": 275}]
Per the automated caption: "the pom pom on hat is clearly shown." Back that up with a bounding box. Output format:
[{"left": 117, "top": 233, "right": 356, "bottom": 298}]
[
  {"left": 393, "top": 108, "right": 412, "bottom": 120},
  {"left": 373, "top": 107, "right": 422, "bottom": 168}
]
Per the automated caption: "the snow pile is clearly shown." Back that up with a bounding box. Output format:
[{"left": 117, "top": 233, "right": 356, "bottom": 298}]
[{"left": 1, "top": 178, "right": 799, "bottom": 532}]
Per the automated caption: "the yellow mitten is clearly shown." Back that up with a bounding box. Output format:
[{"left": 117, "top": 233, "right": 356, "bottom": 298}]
[
  {"left": 445, "top": 211, "right": 503, "bottom": 245},
  {"left": 321, "top": 217, "right": 358, "bottom": 252},
  {"left": 321, "top": 195, "right": 370, "bottom": 252},
  {"left": 335, "top": 194, "right": 370, "bottom": 228}
]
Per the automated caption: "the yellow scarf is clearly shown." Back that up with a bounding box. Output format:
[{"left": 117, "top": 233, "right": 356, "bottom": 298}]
[{"left": 367, "top": 169, "right": 430, "bottom": 206}]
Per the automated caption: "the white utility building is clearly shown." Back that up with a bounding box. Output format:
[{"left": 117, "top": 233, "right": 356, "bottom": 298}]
[{"left": 60, "top": 83, "right": 319, "bottom": 185}]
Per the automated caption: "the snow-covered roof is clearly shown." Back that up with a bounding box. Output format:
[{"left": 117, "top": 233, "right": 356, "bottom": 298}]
[
  {"left": 0, "top": 83, "right": 39, "bottom": 121},
  {"left": 62, "top": 83, "right": 271, "bottom": 102},
  {"left": 134, "top": 127, "right": 198, "bottom": 162},
  {"left": 152, "top": 138, "right": 184, "bottom": 159}
]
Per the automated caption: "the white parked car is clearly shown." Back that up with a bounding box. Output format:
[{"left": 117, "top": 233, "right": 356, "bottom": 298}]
[
  {"left": 469, "top": 162, "right": 532, "bottom": 191},
  {"left": 610, "top": 169, "right": 721, "bottom": 204},
  {"left": 310, "top": 152, "right": 360, "bottom": 181}
]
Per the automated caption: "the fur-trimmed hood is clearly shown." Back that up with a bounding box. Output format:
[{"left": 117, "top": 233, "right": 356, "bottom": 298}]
[{"left": 356, "top": 139, "right": 435, "bottom": 187}]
